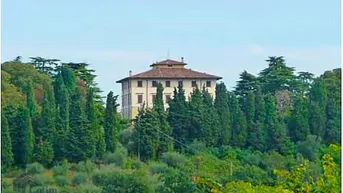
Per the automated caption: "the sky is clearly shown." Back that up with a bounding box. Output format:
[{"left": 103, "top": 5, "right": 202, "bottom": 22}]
[{"left": 2, "top": 0, "right": 341, "bottom": 104}]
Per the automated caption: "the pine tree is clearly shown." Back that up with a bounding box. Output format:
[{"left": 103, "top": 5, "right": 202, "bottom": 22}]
[
  {"left": 264, "top": 95, "right": 288, "bottom": 154},
  {"left": 288, "top": 96, "right": 310, "bottom": 142},
  {"left": 11, "top": 106, "right": 34, "bottom": 166},
  {"left": 61, "top": 66, "right": 76, "bottom": 92},
  {"left": 235, "top": 71, "right": 258, "bottom": 103},
  {"left": 153, "top": 83, "right": 172, "bottom": 156},
  {"left": 168, "top": 85, "right": 189, "bottom": 151},
  {"left": 104, "top": 91, "right": 119, "bottom": 152},
  {"left": 53, "top": 71, "right": 70, "bottom": 161},
  {"left": 86, "top": 87, "right": 100, "bottom": 157},
  {"left": 68, "top": 87, "right": 90, "bottom": 162},
  {"left": 214, "top": 82, "right": 231, "bottom": 146},
  {"left": 1, "top": 114, "right": 14, "bottom": 171},
  {"left": 230, "top": 93, "right": 247, "bottom": 147}
]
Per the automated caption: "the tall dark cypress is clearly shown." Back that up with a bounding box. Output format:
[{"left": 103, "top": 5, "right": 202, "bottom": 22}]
[
  {"left": 202, "top": 87, "right": 220, "bottom": 146},
  {"left": 11, "top": 106, "right": 34, "bottom": 166},
  {"left": 34, "top": 84, "right": 56, "bottom": 165},
  {"left": 26, "top": 80, "right": 39, "bottom": 133},
  {"left": 168, "top": 85, "right": 188, "bottom": 151},
  {"left": 68, "top": 87, "right": 90, "bottom": 162},
  {"left": 288, "top": 96, "right": 310, "bottom": 142},
  {"left": 309, "top": 80, "right": 327, "bottom": 138},
  {"left": 230, "top": 93, "right": 247, "bottom": 147},
  {"left": 86, "top": 87, "right": 100, "bottom": 157},
  {"left": 153, "top": 83, "right": 172, "bottom": 156},
  {"left": 104, "top": 91, "right": 119, "bottom": 152},
  {"left": 264, "top": 95, "right": 288, "bottom": 154},
  {"left": 214, "top": 82, "right": 231, "bottom": 146},
  {"left": 1, "top": 114, "right": 14, "bottom": 171},
  {"left": 188, "top": 87, "right": 204, "bottom": 142},
  {"left": 324, "top": 98, "right": 341, "bottom": 144},
  {"left": 54, "top": 71, "right": 70, "bottom": 161},
  {"left": 244, "top": 91, "right": 263, "bottom": 150}
]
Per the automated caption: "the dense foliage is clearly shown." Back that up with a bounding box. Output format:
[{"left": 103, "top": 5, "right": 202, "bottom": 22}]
[{"left": 1, "top": 56, "right": 341, "bottom": 193}]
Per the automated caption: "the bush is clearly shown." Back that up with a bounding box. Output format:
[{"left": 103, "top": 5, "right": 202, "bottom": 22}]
[
  {"left": 75, "top": 160, "right": 96, "bottom": 174},
  {"left": 54, "top": 175, "right": 70, "bottom": 187},
  {"left": 296, "top": 135, "right": 322, "bottom": 161},
  {"left": 52, "top": 163, "right": 69, "bottom": 176},
  {"left": 131, "top": 160, "right": 143, "bottom": 169},
  {"left": 34, "top": 174, "right": 53, "bottom": 186},
  {"left": 92, "top": 168, "right": 152, "bottom": 193},
  {"left": 76, "top": 184, "right": 102, "bottom": 193},
  {"left": 161, "top": 152, "right": 187, "bottom": 168},
  {"left": 186, "top": 140, "right": 206, "bottom": 155},
  {"left": 72, "top": 172, "right": 89, "bottom": 185},
  {"left": 103, "top": 150, "right": 127, "bottom": 167},
  {"left": 148, "top": 162, "right": 170, "bottom": 174},
  {"left": 26, "top": 162, "right": 44, "bottom": 175}
]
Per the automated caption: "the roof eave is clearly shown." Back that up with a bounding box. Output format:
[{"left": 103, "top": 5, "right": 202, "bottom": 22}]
[{"left": 116, "top": 76, "right": 222, "bottom": 83}]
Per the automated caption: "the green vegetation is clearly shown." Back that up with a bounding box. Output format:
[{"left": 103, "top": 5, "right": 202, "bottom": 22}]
[{"left": 1, "top": 56, "right": 341, "bottom": 192}]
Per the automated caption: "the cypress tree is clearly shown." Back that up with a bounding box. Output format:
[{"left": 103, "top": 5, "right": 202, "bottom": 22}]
[
  {"left": 11, "top": 106, "right": 34, "bottom": 166},
  {"left": 34, "top": 139, "right": 54, "bottom": 167},
  {"left": 324, "top": 98, "right": 341, "bottom": 144},
  {"left": 168, "top": 85, "right": 188, "bottom": 151},
  {"left": 133, "top": 107, "right": 160, "bottom": 161},
  {"left": 54, "top": 71, "right": 70, "bottom": 161},
  {"left": 202, "top": 87, "right": 220, "bottom": 146},
  {"left": 61, "top": 66, "right": 76, "bottom": 92},
  {"left": 104, "top": 91, "right": 119, "bottom": 152},
  {"left": 264, "top": 95, "right": 288, "bottom": 154},
  {"left": 86, "top": 87, "right": 100, "bottom": 157},
  {"left": 309, "top": 80, "right": 327, "bottom": 138},
  {"left": 230, "top": 93, "right": 247, "bottom": 147},
  {"left": 68, "top": 87, "right": 90, "bottom": 162},
  {"left": 26, "top": 80, "right": 39, "bottom": 133},
  {"left": 188, "top": 87, "right": 204, "bottom": 142},
  {"left": 244, "top": 91, "right": 263, "bottom": 150},
  {"left": 1, "top": 114, "right": 14, "bottom": 171},
  {"left": 288, "top": 96, "right": 310, "bottom": 142},
  {"left": 254, "top": 87, "right": 266, "bottom": 150},
  {"left": 214, "top": 82, "right": 231, "bottom": 146},
  {"left": 153, "top": 83, "right": 172, "bottom": 156}
]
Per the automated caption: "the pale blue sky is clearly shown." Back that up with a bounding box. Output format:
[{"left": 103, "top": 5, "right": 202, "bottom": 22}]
[{"left": 2, "top": 0, "right": 341, "bottom": 102}]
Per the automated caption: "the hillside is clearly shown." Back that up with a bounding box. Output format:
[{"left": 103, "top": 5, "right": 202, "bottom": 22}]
[{"left": 1, "top": 56, "right": 341, "bottom": 193}]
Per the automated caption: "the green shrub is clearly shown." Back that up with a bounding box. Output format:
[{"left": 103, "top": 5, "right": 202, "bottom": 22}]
[
  {"left": 54, "top": 175, "right": 70, "bottom": 187},
  {"left": 52, "top": 163, "right": 69, "bottom": 176},
  {"left": 92, "top": 168, "right": 152, "bottom": 193},
  {"left": 131, "top": 160, "right": 143, "bottom": 169},
  {"left": 148, "top": 162, "right": 169, "bottom": 174},
  {"left": 103, "top": 150, "right": 127, "bottom": 167},
  {"left": 26, "top": 162, "right": 44, "bottom": 174},
  {"left": 72, "top": 172, "right": 89, "bottom": 185},
  {"left": 34, "top": 174, "right": 53, "bottom": 186},
  {"left": 76, "top": 184, "right": 102, "bottom": 193},
  {"left": 75, "top": 160, "right": 96, "bottom": 174},
  {"left": 186, "top": 140, "right": 206, "bottom": 155},
  {"left": 296, "top": 135, "right": 321, "bottom": 161},
  {"left": 161, "top": 152, "right": 187, "bottom": 168}
]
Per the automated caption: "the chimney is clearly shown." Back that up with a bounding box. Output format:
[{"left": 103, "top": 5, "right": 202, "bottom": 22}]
[
  {"left": 181, "top": 57, "right": 184, "bottom": 63},
  {"left": 129, "top": 70, "right": 132, "bottom": 77}
]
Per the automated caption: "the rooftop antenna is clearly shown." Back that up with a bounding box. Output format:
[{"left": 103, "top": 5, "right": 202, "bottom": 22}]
[{"left": 167, "top": 49, "right": 170, "bottom": 59}]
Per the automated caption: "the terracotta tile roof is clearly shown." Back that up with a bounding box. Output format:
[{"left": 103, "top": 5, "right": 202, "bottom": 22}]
[
  {"left": 150, "top": 59, "right": 187, "bottom": 66},
  {"left": 116, "top": 67, "right": 222, "bottom": 83}
]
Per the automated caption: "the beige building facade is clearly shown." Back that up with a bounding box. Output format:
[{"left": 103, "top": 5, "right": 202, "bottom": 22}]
[{"left": 117, "top": 58, "right": 222, "bottom": 120}]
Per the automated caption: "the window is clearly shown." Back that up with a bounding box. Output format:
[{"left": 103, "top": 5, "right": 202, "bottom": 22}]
[
  {"left": 178, "top": 81, "right": 183, "bottom": 87},
  {"left": 166, "top": 95, "right": 171, "bottom": 103},
  {"left": 137, "top": 94, "right": 143, "bottom": 104},
  {"left": 152, "top": 81, "right": 157, "bottom": 87},
  {"left": 206, "top": 81, "right": 211, "bottom": 87},
  {"left": 168, "top": 64, "right": 173, "bottom": 67},
  {"left": 152, "top": 94, "right": 156, "bottom": 102},
  {"left": 165, "top": 80, "right": 171, "bottom": 87},
  {"left": 192, "top": 81, "right": 197, "bottom": 87},
  {"left": 137, "top": 80, "right": 143, "bottom": 87}
]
